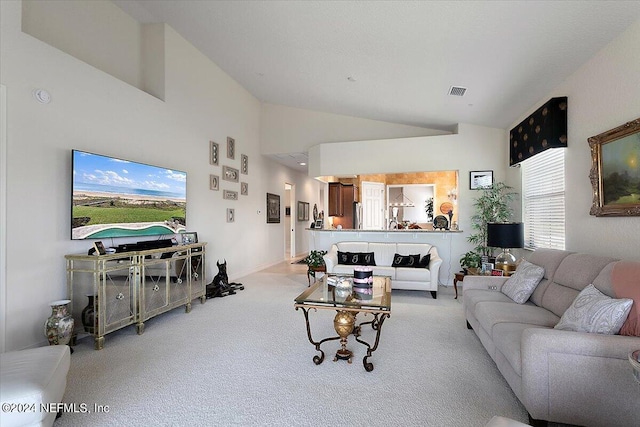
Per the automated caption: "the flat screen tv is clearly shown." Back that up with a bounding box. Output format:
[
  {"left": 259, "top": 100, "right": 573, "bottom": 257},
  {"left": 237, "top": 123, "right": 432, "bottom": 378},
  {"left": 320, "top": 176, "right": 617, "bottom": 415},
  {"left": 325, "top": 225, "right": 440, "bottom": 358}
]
[{"left": 71, "top": 150, "right": 187, "bottom": 240}]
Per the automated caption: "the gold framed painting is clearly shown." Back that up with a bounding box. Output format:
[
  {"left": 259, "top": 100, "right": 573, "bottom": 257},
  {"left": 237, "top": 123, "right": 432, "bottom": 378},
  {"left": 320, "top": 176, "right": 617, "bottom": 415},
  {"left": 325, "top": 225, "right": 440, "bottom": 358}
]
[{"left": 588, "top": 117, "right": 640, "bottom": 216}]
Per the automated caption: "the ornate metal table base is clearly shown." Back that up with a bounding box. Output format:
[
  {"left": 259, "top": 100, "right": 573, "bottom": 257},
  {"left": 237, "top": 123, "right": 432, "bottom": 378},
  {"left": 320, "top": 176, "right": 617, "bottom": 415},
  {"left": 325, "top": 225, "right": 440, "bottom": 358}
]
[{"left": 296, "top": 307, "right": 389, "bottom": 371}]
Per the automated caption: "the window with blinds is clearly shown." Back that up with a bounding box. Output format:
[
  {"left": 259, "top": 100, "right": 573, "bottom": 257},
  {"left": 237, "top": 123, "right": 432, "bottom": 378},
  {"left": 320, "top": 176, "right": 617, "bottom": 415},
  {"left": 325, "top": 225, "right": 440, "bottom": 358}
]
[{"left": 521, "top": 148, "right": 566, "bottom": 250}]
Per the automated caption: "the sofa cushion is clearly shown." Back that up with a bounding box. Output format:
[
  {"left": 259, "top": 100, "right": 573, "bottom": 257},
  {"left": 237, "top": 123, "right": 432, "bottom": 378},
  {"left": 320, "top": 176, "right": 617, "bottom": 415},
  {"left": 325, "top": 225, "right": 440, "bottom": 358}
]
[
  {"left": 554, "top": 284, "right": 633, "bottom": 334},
  {"left": 492, "top": 322, "right": 549, "bottom": 376},
  {"left": 463, "top": 289, "right": 514, "bottom": 314},
  {"left": 528, "top": 249, "right": 573, "bottom": 306},
  {"left": 337, "top": 251, "right": 376, "bottom": 266},
  {"left": 540, "top": 254, "right": 617, "bottom": 317},
  {"left": 391, "top": 253, "right": 420, "bottom": 267},
  {"left": 395, "top": 266, "right": 430, "bottom": 282},
  {"left": 476, "top": 301, "right": 561, "bottom": 336},
  {"left": 501, "top": 260, "right": 545, "bottom": 304},
  {"left": 611, "top": 261, "right": 640, "bottom": 336},
  {"left": 368, "top": 243, "right": 398, "bottom": 266}
]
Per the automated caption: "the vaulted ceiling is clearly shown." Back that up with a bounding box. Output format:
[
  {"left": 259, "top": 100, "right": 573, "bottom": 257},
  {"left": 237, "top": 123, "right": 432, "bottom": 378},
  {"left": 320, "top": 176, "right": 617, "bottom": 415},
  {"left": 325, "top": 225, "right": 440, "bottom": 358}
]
[{"left": 114, "top": 1, "right": 640, "bottom": 171}]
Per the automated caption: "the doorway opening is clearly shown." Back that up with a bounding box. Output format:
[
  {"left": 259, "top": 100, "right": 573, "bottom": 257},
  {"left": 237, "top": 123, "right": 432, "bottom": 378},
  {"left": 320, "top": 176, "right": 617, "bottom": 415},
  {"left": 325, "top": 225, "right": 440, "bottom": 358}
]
[{"left": 284, "top": 183, "right": 295, "bottom": 260}]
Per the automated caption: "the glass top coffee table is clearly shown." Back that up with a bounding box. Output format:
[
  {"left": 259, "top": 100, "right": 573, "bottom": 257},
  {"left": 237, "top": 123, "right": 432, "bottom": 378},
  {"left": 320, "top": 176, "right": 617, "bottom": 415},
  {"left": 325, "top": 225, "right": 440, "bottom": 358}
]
[{"left": 294, "top": 274, "right": 391, "bottom": 372}]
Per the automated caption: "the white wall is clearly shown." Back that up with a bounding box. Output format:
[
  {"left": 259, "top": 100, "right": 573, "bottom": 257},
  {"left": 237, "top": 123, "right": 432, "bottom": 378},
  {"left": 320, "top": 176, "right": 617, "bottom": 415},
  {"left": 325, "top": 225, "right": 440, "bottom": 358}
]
[
  {"left": 0, "top": 1, "right": 320, "bottom": 351},
  {"left": 260, "top": 103, "right": 449, "bottom": 155},
  {"left": 506, "top": 19, "right": 640, "bottom": 260}
]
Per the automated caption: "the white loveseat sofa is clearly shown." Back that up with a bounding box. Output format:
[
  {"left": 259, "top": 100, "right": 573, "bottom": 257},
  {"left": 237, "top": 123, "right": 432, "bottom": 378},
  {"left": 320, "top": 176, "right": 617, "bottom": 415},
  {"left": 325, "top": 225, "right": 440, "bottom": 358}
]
[{"left": 323, "top": 241, "right": 442, "bottom": 298}]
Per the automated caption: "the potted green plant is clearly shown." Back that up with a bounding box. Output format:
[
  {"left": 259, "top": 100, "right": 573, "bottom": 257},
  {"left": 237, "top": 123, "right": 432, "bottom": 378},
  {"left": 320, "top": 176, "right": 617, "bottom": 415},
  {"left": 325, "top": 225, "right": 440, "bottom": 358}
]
[
  {"left": 466, "top": 182, "right": 517, "bottom": 262},
  {"left": 303, "top": 250, "right": 327, "bottom": 268},
  {"left": 459, "top": 251, "right": 482, "bottom": 274},
  {"left": 425, "top": 197, "right": 434, "bottom": 222}
]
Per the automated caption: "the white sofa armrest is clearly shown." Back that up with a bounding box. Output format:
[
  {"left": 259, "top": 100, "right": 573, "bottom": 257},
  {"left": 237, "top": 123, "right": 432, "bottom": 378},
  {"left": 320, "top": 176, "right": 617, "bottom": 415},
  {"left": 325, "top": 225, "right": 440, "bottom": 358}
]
[
  {"left": 428, "top": 247, "right": 443, "bottom": 284},
  {"left": 323, "top": 245, "right": 338, "bottom": 273},
  {"left": 462, "top": 275, "right": 510, "bottom": 291},
  {"left": 521, "top": 328, "right": 640, "bottom": 422}
]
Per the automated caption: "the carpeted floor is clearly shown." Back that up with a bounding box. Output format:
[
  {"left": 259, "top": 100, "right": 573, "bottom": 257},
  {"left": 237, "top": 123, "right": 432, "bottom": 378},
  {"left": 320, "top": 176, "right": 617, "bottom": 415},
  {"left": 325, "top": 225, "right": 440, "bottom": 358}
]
[{"left": 55, "top": 261, "right": 530, "bottom": 426}]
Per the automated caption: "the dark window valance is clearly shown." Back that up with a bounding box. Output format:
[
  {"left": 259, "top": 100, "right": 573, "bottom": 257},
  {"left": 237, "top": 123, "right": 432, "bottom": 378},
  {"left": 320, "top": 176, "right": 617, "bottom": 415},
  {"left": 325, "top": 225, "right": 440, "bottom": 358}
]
[{"left": 509, "top": 97, "right": 567, "bottom": 166}]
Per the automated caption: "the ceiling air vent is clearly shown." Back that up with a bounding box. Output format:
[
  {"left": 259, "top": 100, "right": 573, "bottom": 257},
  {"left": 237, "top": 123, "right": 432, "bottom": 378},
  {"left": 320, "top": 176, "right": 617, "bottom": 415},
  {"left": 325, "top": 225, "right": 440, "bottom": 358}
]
[{"left": 448, "top": 86, "right": 467, "bottom": 97}]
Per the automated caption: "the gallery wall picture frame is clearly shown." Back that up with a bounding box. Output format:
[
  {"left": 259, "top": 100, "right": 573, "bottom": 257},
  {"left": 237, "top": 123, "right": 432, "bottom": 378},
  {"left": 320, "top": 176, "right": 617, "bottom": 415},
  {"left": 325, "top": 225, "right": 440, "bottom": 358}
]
[
  {"left": 227, "top": 136, "right": 235, "bottom": 159},
  {"left": 588, "top": 117, "right": 640, "bottom": 217},
  {"left": 210, "top": 174, "right": 219, "bottom": 191},
  {"left": 241, "top": 154, "right": 248, "bottom": 175},
  {"left": 266, "top": 192, "right": 280, "bottom": 223},
  {"left": 470, "top": 170, "right": 494, "bottom": 189},
  {"left": 297, "top": 201, "right": 309, "bottom": 221},
  {"left": 241, "top": 182, "right": 248, "bottom": 196},
  {"left": 181, "top": 232, "right": 198, "bottom": 244},
  {"left": 223, "top": 190, "right": 238, "bottom": 200},
  {"left": 209, "top": 141, "right": 219, "bottom": 166},
  {"left": 227, "top": 208, "right": 235, "bottom": 223},
  {"left": 222, "top": 165, "right": 239, "bottom": 183}
]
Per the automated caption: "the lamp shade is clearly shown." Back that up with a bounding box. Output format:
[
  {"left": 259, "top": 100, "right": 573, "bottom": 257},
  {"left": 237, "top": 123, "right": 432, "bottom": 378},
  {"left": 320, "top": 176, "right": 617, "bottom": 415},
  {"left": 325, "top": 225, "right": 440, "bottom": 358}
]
[{"left": 487, "top": 223, "right": 524, "bottom": 248}]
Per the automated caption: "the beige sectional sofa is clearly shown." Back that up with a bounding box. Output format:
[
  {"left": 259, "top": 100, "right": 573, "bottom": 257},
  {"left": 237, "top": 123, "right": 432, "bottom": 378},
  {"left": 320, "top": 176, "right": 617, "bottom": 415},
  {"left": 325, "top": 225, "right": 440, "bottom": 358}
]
[
  {"left": 323, "top": 241, "right": 442, "bottom": 298},
  {"left": 463, "top": 249, "right": 640, "bottom": 427}
]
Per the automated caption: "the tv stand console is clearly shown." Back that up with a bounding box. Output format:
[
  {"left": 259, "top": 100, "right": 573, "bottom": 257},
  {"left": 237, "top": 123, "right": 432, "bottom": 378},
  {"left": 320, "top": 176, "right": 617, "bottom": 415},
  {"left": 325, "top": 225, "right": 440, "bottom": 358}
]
[{"left": 65, "top": 242, "right": 207, "bottom": 350}]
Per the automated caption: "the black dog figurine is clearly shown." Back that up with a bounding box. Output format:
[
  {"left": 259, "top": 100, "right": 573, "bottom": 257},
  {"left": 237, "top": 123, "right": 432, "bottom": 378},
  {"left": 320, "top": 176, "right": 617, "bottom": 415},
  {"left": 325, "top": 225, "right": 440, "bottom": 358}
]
[{"left": 206, "top": 259, "right": 244, "bottom": 298}]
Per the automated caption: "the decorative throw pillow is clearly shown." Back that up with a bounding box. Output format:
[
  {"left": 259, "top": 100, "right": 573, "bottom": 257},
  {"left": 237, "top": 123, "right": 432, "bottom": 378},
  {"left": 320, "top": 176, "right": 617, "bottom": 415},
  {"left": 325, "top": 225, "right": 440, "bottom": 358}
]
[
  {"left": 391, "top": 254, "right": 420, "bottom": 267},
  {"left": 337, "top": 251, "right": 376, "bottom": 266},
  {"left": 554, "top": 284, "right": 633, "bottom": 334},
  {"left": 501, "top": 259, "right": 545, "bottom": 304},
  {"left": 611, "top": 261, "right": 640, "bottom": 337},
  {"left": 418, "top": 254, "right": 431, "bottom": 268}
]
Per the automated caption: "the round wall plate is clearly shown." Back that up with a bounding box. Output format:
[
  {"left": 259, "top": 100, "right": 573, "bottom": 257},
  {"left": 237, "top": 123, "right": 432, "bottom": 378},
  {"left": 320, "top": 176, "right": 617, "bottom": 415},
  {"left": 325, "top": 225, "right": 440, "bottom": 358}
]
[{"left": 33, "top": 89, "right": 51, "bottom": 104}]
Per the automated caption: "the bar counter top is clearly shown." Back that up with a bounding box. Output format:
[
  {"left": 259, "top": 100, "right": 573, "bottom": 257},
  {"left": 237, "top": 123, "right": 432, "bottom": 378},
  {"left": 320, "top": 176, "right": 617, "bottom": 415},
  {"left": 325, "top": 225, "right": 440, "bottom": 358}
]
[{"left": 307, "top": 228, "right": 463, "bottom": 233}]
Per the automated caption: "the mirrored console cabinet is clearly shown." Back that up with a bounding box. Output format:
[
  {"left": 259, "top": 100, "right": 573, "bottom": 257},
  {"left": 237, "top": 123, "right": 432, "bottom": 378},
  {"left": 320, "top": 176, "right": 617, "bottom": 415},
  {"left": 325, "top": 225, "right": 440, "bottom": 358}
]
[{"left": 65, "top": 242, "right": 207, "bottom": 350}]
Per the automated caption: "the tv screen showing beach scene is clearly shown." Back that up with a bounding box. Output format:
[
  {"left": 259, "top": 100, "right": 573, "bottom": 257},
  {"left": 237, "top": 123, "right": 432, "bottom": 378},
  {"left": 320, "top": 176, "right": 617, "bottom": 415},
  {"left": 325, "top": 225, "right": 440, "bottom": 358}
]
[{"left": 72, "top": 150, "right": 187, "bottom": 240}]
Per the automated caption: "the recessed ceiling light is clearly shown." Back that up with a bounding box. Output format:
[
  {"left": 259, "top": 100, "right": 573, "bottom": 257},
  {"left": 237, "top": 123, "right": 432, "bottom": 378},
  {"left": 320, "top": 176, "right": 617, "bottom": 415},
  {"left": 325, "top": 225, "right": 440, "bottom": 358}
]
[
  {"left": 347, "top": 76, "right": 356, "bottom": 82},
  {"left": 299, "top": 162, "right": 307, "bottom": 166}
]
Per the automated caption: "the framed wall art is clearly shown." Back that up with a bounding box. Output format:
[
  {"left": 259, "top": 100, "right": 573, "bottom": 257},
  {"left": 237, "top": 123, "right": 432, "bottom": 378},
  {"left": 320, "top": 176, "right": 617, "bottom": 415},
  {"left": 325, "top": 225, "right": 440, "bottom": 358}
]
[
  {"left": 266, "top": 192, "right": 280, "bottom": 223},
  {"left": 588, "top": 117, "right": 640, "bottom": 216},
  {"left": 241, "top": 182, "right": 248, "bottom": 196},
  {"left": 223, "top": 190, "right": 238, "bottom": 200},
  {"left": 209, "top": 141, "right": 219, "bottom": 166},
  {"left": 297, "top": 201, "right": 309, "bottom": 221},
  {"left": 227, "top": 136, "right": 235, "bottom": 159},
  {"left": 227, "top": 208, "right": 235, "bottom": 223},
  {"left": 241, "top": 154, "right": 248, "bottom": 174},
  {"left": 470, "top": 170, "right": 494, "bottom": 189},
  {"left": 210, "top": 174, "right": 219, "bottom": 191},
  {"left": 222, "top": 165, "right": 239, "bottom": 183},
  {"left": 181, "top": 232, "right": 198, "bottom": 244}
]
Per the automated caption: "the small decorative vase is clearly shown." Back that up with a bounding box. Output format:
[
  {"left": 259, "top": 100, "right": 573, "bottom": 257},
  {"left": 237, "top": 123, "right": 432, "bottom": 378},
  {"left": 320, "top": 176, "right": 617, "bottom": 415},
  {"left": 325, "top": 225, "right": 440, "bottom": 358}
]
[
  {"left": 44, "top": 299, "right": 74, "bottom": 346},
  {"left": 81, "top": 294, "right": 96, "bottom": 334}
]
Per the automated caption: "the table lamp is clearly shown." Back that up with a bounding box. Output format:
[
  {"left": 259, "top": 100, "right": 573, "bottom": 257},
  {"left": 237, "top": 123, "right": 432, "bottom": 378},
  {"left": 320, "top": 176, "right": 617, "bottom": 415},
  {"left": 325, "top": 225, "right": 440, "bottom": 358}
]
[{"left": 487, "top": 222, "right": 524, "bottom": 275}]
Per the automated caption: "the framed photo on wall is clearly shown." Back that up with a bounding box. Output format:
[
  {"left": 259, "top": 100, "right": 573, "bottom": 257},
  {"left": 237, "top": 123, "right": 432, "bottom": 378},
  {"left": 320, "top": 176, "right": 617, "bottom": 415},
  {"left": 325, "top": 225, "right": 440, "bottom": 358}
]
[
  {"left": 297, "top": 201, "right": 309, "bottom": 221},
  {"left": 210, "top": 174, "right": 219, "bottom": 191},
  {"left": 209, "top": 141, "right": 219, "bottom": 166},
  {"left": 470, "top": 170, "right": 494, "bottom": 189},
  {"left": 241, "top": 154, "right": 249, "bottom": 174},
  {"left": 227, "top": 136, "right": 235, "bottom": 159},
  {"left": 266, "top": 193, "right": 280, "bottom": 223},
  {"left": 222, "top": 165, "right": 239, "bottom": 183},
  {"left": 588, "top": 117, "right": 640, "bottom": 216}
]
